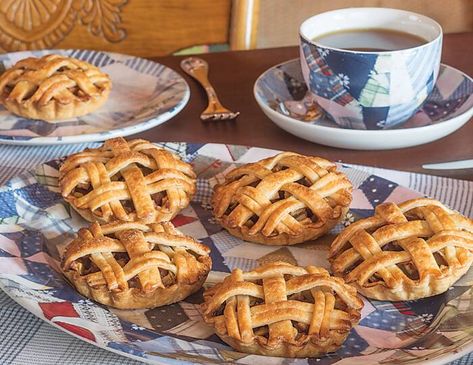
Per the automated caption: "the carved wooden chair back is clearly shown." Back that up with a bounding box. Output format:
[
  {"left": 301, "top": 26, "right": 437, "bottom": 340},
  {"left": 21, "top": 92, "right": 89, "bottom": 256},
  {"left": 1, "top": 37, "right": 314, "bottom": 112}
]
[
  {"left": 4, "top": 1, "right": 464, "bottom": 57},
  {"left": 0, "top": 0, "right": 248, "bottom": 57}
]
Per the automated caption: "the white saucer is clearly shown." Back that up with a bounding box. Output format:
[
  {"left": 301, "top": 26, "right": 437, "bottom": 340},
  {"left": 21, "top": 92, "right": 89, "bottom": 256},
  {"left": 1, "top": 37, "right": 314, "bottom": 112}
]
[{"left": 254, "top": 59, "right": 473, "bottom": 150}]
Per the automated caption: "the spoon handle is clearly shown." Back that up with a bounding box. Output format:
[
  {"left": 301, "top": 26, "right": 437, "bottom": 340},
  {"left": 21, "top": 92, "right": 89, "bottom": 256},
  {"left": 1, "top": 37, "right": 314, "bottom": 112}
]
[{"left": 180, "top": 57, "right": 222, "bottom": 105}]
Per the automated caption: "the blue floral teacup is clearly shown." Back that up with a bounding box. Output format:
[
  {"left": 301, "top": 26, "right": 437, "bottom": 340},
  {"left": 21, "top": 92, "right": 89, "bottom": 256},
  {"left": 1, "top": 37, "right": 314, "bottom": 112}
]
[{"left": 300, "top": 8, "right": 442, "bottom": 130}]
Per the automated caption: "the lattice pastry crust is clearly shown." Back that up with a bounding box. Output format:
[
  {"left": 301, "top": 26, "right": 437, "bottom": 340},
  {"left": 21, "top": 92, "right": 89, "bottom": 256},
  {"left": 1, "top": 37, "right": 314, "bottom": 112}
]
[
  {"left": 330, "top": 198, "right": 473, "bottom": 301},
  {"left": 212, "top": 152, "right": 352, "bottom": 245},
  {"left": 62, "top": 220, "right": 211, "bottom": 309},
  {"left": 202, "top": 262, "right": 363, "bottom": 357},
  {"left": 0, "top": 54, "right": 111, "bottom": 121},
  {"left": 59, "top": 137, "right": 196, "bottom": 223}
]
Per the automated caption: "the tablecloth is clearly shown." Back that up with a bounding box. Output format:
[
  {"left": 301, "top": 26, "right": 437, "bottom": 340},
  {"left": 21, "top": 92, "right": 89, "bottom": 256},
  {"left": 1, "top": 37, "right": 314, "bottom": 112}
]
[{"left": 0, "top": 142, "right": 472, "bottom": 365}]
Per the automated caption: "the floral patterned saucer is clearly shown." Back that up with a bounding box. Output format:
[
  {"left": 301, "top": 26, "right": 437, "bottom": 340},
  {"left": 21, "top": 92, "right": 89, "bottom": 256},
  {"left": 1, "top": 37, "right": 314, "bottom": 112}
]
[{"left": 254, "top": 59, "right": 473, "bottom": 150}]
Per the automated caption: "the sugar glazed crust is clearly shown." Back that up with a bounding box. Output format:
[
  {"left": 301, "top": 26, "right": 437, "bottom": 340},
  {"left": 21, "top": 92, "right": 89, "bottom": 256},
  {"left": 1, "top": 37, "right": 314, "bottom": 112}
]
[
  {"left": 330, "top": 198, "right": 473, "bottom": 301},
  {"left": 202, "top": 262, "right": 363, "bottom": 357},
  {"left": 62, "top": 220, "right": 211, "bottom": 309},
  {"left": 212, "top": 152, "right": 352, "bottom": 245},
  {"left": 59, "top": 137, "right": 196, "bottom": 224},
  {"left": 0, "top": 54, "right": 111, "bottom": 121}
]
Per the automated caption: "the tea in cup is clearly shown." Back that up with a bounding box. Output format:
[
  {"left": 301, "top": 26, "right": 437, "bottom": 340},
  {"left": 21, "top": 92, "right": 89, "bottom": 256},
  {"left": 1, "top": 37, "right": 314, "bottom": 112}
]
[{"left": 299, "top": 8, "right": 443, "bottom": 129}]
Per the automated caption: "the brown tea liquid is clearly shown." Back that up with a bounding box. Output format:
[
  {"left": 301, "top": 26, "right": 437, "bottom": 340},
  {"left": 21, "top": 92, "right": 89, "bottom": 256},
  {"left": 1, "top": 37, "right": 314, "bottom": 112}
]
[{"left": 312, "top": 28, "right": 427, "bottom": 51}]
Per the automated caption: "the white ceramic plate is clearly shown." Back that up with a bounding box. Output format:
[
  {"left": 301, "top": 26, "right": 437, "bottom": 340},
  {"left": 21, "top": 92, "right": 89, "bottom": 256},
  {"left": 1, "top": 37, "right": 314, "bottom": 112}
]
[
  {"left": 1, "top": 142, "right": 473, "bottom": 365},
  {"left": 254, "top": 59, "right": 473, "bottom": 150},
  {"left": 0, "top": 50, "right": 189, "bottom": 145}
]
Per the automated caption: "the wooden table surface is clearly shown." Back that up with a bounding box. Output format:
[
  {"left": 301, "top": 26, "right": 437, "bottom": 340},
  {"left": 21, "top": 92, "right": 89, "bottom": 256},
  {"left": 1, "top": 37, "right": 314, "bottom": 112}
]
[{"left": 138, "top": 32, "right": 473, "bottom": 180}]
